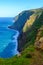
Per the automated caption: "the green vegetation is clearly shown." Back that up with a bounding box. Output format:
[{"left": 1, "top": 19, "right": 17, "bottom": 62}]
[
  {"left": 0, "top": 8, "right": 43, "bottom": 65},
  {"left": 0, "top": 45, "right": 43, "bottom": 65}
]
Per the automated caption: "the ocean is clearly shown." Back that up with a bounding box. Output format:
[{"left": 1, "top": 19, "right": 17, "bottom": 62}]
[{"left": 0, "top": 17, "right": 19, "bottom": 58}]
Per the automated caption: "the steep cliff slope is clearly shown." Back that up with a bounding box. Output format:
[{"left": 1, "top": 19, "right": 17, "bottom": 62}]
[
  {"left": 9, "top": 11, "right": 34, "bottom": 32},
  {"left": 18, "top": 8, "right": 43, "bottom": 52},
  {"left": 0, "top": 8, "right": 43, "bottom": 65}
]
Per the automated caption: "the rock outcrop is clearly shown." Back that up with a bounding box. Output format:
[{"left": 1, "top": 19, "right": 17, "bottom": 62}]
[{"left": 35, "top": 26, "right": 43, "bottom": 50}]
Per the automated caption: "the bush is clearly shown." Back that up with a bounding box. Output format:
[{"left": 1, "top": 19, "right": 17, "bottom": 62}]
[{"left": 25, "top": 53, "right": 32, "bottom": 58}]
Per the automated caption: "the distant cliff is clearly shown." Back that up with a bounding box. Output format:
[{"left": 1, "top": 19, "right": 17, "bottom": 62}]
[
  {"left": 9, "top": 8, "right": 43, "bottom": 52},
  {"left": 9, "top": 10, "right": 34, "bottom": 32}
]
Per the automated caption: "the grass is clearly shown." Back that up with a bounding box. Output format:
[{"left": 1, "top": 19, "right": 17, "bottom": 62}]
[{"left": 0, "top": 45, "right": 43, "bottom": 65}]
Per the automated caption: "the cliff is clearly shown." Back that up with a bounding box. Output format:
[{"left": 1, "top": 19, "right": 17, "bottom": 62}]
[
  {"left": 9, "top": 8, "right": 43, "bottom": 52},
  {"left": 18, "top": 8, "right": 43, "bottom": 52},
  {"left": 9, "top": 10, "right": 34, "bottom": 32},
  {"left": 0, "top": 8, "right": 43, "bottom": 65}
]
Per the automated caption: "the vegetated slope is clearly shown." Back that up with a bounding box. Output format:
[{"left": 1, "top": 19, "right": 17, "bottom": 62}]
[
  {"left": 9, "top": 10, "right": 34, "bottom": 32},
  {"left": 18, "top": 8, "right": 43, "bottom": 52},
  {"left": 0, "top": 8, "right": 43, "bottom": 65}
]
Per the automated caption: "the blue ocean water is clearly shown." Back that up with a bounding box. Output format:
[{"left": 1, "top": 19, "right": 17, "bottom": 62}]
[{"left": 0, "top": 17, "right": 19, "bottom": 58}]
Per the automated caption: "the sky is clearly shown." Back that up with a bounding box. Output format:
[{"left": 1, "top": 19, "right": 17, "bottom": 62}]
[{"left": 0, "top": 0, "right": 43, "bottom": 17}]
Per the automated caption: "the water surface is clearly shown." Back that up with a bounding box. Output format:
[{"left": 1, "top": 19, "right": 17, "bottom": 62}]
[{"left": 0, "top": 17, "right": 19, "bottom": 58}]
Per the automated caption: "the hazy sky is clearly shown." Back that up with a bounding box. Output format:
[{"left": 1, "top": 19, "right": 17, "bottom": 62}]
[{"left": 0, "top": 0, "right": 43, "bottom": 17}]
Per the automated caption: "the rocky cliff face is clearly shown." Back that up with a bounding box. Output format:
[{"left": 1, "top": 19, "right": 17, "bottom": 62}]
[
  {"left": 35, "top": 26, "right": 43, "bottom": 50},
  {"left": 18, "top": 9, "right": 43, "bottom": 52},
  {"left": 9, "top": 8, "right": 43, "bottom": 52}
]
